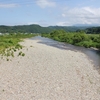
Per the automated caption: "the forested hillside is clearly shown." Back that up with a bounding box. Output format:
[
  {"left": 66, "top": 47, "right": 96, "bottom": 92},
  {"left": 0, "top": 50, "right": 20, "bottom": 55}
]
[
  {"left": 0, "top": 24, "right": 100, "bottom": 34},
  {"left": 0, "top": 25, "right": 52, "bottom": 33},
  {"left": 0, "top": 24, "right": 90, "bottom": 33},
  {"left": 49, "top": 26, "right": 90, "bottom": 32},
  {"left": 86, "top": 27, "right": 100, "bottom": 34}
]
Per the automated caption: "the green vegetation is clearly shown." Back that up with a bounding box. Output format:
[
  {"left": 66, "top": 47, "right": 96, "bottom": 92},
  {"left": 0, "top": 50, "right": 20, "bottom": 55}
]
[
  {"left": 41, "top": 30, "right": 100, "bottom": 49},
  {"left": 0, "top": 25, "right": 100, "bottom": 58},
  {"left": 0, "top": 25, "right": 52, "bottom": 33},
  {"left": 0, "top": 24, "right": 92, "bottom": 34},
  {"left": 49, "top": 26, "right": 90, "bottom": 32},
  {"left": 0, "top": 33, "right": 36, "bottom": 58},
  {"left": 86, "top": 27, "right": 100, "bottom": 34},
  {"left": 18, "top": 51, "right": 25, "bottom": 56}
]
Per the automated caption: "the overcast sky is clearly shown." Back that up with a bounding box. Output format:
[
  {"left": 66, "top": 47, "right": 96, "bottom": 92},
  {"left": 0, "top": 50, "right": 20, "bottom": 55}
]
[{"left": 0, "top": 0, "right": 100, "bottom": 26}]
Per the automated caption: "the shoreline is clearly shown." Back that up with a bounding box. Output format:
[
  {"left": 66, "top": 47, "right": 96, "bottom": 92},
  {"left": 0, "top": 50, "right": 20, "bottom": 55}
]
[
  {"left": 31, "top": 36, "right": 100, "bottom": 72},
  {"left": 0, "top": 37, "right": 100, "bottom": 100}
]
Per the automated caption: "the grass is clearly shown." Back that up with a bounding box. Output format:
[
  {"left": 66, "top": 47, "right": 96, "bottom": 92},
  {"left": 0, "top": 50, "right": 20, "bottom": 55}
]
[{"left": 0, "top": 33, "right": 36, "bottom": 58}]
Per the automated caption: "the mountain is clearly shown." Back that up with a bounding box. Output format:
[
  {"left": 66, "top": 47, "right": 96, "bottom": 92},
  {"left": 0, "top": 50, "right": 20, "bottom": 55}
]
[
  {"left": 0, "top": 24, "right": 52, "bottom": 33},
  {"left": 73, "top": 24, "right": 100, "bottom": 27},
  {"left": 86, "top": 26, "right": 100, "bottom": 34},
  {"left": 48, "top": 26, "right": 90, "bottom": 32},
  {"left": 0, "top": 24, "right": 98, "bottom": 33}
]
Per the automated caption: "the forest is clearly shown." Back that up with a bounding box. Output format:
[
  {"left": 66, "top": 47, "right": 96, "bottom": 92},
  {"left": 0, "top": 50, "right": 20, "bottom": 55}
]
[
  {"left": 86, "top": 27, "right": 100, "bottom": 34},
  {"left": 0, "top": 24, "right": 51, "bottom": 33},
  {"left": 0, "top": 24, "right": 95, "bottom": 33}
]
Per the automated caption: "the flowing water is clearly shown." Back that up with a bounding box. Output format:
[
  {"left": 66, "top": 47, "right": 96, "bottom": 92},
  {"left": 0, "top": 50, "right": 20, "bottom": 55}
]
[{"left": 31, "top": 36, "right": 100, "bottom": 73}]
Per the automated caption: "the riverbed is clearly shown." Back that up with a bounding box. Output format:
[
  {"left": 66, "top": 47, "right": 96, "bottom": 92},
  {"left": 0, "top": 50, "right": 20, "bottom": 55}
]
[
  {"left": 31, "top": 36, "right": 100, "bottom": 73},
  {"left": 0, "top": 36, "right": 100, "bottom": 100}
]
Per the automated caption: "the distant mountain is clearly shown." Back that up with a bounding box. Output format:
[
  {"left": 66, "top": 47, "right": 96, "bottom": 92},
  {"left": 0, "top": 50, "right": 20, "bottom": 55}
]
[
  {"left": 0, "top": 24, "right": 98, "bottom": 33},
  {"left": 0, "top": 24, "right": 52, "bottom": 33},
  {"left": 86, "top": 26, "right": 100, "bottom": 34},
  {"left": 73, "top": 24, "right": 100, "bottom": 27},
  {"left": 48, "top": 26, "right": 91, "bottom": 32}
]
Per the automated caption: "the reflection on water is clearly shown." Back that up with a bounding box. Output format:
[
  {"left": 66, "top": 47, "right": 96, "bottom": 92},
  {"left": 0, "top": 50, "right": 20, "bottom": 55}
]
[{"left": 31, "top": 36, "right": 100, "bottom": 73}]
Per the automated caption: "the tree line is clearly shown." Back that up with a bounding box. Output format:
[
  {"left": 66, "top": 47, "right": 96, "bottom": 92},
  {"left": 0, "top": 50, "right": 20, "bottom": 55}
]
[
  {"left": 41, "top": 30, "right": 100, "bottom": 49},
  {"left": 0, "top": 24, "right": 95, "bottom": 34},
  {"left": 86, "top": 27, "right": 100, "bottom": 34},
  {"left": 0, "top": 24, "right": 52, "bottom": 33}
]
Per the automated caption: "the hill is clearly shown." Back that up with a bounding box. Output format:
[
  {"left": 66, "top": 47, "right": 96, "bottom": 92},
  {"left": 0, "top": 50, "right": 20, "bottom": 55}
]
[
  {"left": 0, "top": 24, "right": 90, "bottom": 33},
  {"left": 0, "top": 24, "right": 52, "bottom": 33},
  {"left": 86, "top": 27, "right": 100, "bottom": 34}
]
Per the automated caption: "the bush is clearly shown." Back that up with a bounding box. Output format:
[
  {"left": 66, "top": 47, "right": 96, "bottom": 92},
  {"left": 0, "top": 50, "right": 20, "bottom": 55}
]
[
  {"left": 22, "top": 53, "right": 25, "bottom": 56},
  {"left": 41, "top": 30, "right": 100, "bottom": 49},
  {"left": 73, "top": 32, "right": 89, "bottom": 44}
]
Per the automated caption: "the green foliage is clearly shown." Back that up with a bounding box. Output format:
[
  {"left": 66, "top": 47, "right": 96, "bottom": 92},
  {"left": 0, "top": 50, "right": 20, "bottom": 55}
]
[
  {"left": 0, "top": 25, "right": 100, "bottom": 35},
  {"left": 22, "top": 53, "right": 25, "bottom": 56},
  {"left": 0, "top": 25, "right": 52, "bottom": 33},
  {"left": 18, "top": 51, "right": 25, "bottom": 57},
  {"left": 6, "top": 58, "right": 9, "bottom": 61},
  {"left": 86, "top": 27, "right": 100, "bottom": 34},
  {"left": 0, "top": 24, "right": 91, "bottom": 34},
  {"left": 42, "top": 30, "right": 100, "bottom": 49},
  {"left": 75, "top": 41, "right": 93, "bottom": 48},
  {"left": 72, "top": 32, "right": 89, "bottom": 44},
  {"left": 0, "top": 33, "right": 36, "bottom": 57},
  {"left": 18, "top": 51, "right": 22, "bottom": 56}
]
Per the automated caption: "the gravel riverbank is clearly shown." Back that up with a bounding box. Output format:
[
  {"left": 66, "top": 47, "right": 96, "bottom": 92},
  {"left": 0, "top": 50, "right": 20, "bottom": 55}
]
[{"left": 0, "top": 36, "right": 100, "bottom": 100}]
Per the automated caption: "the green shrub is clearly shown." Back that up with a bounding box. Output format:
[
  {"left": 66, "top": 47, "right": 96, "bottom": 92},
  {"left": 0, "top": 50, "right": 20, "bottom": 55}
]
[
  {"left": 22, "top": 53, "right": 25, "bottom": 56},
  {"left": 41, "top": 30, "right": 100, "bottom": 49},
  {"left": 18, "top": 51, "right": 22, "bottom": 56},
  {"left": 18, "top": 51, "right": 25, "bottom": 57}
]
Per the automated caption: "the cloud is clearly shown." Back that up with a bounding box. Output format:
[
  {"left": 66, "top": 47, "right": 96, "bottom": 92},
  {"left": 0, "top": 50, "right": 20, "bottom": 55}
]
[
  {"left": 28, "top": 20, "right": 50, "bottom": 26},
  {"left": 36, "top": 0, "right": 56, "bottom": 8},
  {"left": 58, "top": 7, "right": 100, "bottom": 26},
  {"left": 0, "top": 3, "right": 19, "bottom": 8},
  {"left": 56, "top": 22, "right": 72, "bottom": 26}
]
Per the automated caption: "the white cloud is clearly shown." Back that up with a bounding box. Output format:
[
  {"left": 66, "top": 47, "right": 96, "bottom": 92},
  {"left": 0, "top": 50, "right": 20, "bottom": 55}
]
[
  {"left": 56, "top": 22, "right": 72, "bottom": 26},
  {"left": 27, "top": 21, "right": 41, "bottom": 25},
  {"left": 36, "top": 0, "right": 56, "bottom": 8},
  {"left": 62, "top": 14, "right": 66, "bottom": 17},
  {"left": 0, "top": 3, "right": 19, "bottom": 8},
  {"left": 58, "top": 7, "right": 100, "bottom": 26},
  {"left": 27, "top": 20, "right": 49, "bottom": 26}
]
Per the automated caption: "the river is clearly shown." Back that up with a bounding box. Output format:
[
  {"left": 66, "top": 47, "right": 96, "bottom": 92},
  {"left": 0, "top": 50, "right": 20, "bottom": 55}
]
[{"left": 31, "top": 36, "right": 100, "bottom": 73}]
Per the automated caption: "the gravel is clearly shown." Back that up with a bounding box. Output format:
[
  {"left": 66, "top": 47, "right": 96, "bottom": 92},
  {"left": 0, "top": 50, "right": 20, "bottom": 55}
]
[{"left": 0, "top": 37, "right": 100, "bottom": 100}]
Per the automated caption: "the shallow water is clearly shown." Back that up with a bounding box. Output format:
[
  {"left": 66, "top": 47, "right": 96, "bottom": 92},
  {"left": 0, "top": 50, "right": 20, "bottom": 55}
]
[{"left": 31, "top": 36, "right": 100, "bottom": 73}]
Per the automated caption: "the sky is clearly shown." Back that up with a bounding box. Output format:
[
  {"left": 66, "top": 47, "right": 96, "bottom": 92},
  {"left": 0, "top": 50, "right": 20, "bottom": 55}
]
[{"left": 0, "top": 0, "right": 100, "bottom": 26}]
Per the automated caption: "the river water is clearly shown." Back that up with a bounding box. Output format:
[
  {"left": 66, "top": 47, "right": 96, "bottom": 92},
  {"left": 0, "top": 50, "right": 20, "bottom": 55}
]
[{"left": 31, "top": 36, "right": 100, "bottom": 73}]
